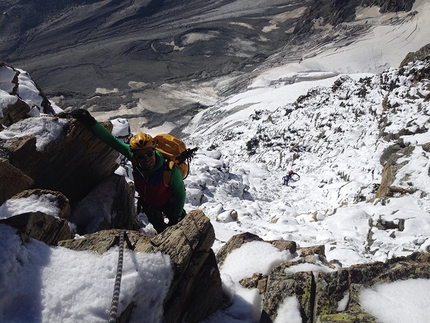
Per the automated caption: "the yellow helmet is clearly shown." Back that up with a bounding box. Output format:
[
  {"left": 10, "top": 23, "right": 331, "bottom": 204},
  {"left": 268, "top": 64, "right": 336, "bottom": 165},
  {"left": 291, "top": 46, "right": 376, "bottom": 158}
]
[{"left": 129, "top": 132, "right": 155, "bottom": 151}]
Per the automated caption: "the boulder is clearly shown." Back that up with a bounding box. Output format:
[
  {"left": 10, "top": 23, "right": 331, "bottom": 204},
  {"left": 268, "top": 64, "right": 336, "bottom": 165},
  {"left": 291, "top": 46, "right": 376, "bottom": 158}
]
[
  {"left": 0, "top": 188, "right": 72, "bottom": 245},
  {"left": 0, "top": 211, "right": 72, "bottom": 245},
  {"left": 58, "top": 209, "right": 223, "bottom": 323},
  {"left": 0, "top": 98, "right": 30, "bottom": 128},
  {"left": 0, "top": 158, "right": 34, "bottom": 205},
  {"left": 0, "top": 117, "right": 120, "bottom": 204},
  {"left": 216, "top": 231, "right": 296, "bottom": 267}
]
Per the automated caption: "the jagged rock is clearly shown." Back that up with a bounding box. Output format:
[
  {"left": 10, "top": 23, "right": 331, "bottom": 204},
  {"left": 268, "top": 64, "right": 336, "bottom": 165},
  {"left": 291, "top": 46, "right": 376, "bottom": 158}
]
[
  {"left": 216, "top": 232, "right": 263, "bottom": 266},
  {"left": 376, "top": 145, "right": 415, "bottom": 198},
  {"left": 270, "top": 240, "right": 297, "bottom": 254},
  {"left": 216, "top": 232, "right": 297, "bottom": 267},
  {"left": 371, "top": 0, "right": 415, "bottom": 13},
  {"left": 140, "top": 210, "right": 221, "bottom": 323},
  {"left": 0, "top": 98, "right": 30, "bottom": 128},
  {"left": 261, "top": 270, "right": 315, "bottom": 323},
  {"left": 58, "top": 210, "right": 223, "bottom": 323},
  {"left": 0, "top": 158, "right": 34, "bottom": 205},
  {"left": 70, "top": 173, "right": 139, "bottom": 234},
  {"left": 260, "top": 252, "right": 430, "bottom": 323},
  {"left": 400, "top": 43, "right": 430, "bottom": 67},
  {"left": 299, "top": 245, "right": 326, "bottom": 258},
  {"left": 0, "top": 188, "right": 72, "bottom": 244},
  {"left": 0, "top": 211, "right": 71, "bottom": 245},
  {"left": 0, "top": 61, "right": 54, "bottom": 124},
  {"left": 240, "top": 273, "right": 268, "bottom": 294},
  {"left": 0, "top": 117, "right": 120, "bottom": 204}
]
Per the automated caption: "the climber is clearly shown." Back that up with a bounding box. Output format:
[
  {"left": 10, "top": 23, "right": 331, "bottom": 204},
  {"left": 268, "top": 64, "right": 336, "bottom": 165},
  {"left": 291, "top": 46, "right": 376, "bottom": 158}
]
[
  {"left": 282, "top": 170, "right": 300, "bottom": 186},
  {"left": 69, "top": 109, "right": 186, "bottom": 234}
]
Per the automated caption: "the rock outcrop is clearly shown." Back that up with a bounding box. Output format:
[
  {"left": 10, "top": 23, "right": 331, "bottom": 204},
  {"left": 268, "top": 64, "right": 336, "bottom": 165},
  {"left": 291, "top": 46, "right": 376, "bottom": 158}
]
[
  {"left": 0, "top": 189, "right": 72, "bottom": 244},
  {"left": 0, "top": 158, "right": 34, "bottom": 203},
  {"left": 294, "top": 0, "right": 416, "bottom": 35},
  {"left": 0, "top": 115, "right": 141, "bottom": 233},
  {"left": 0, "top": 118, "right": 121, "bottom": 204},
  {"left": 58, "top": 210, "right": 223, "bottom": 323},
  {"left": 260, "top": 251, "right": 430, "bottom": 323},
  {"left": 215, "top": 231, "right": 430, "bottom": 323},
  {"left": 400, "top": 43, "right": 430, "bottom": 67}
]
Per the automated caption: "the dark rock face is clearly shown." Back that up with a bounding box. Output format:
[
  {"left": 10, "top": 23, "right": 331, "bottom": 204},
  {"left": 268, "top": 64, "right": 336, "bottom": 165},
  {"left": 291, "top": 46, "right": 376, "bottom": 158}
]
[
  {"left": 0, "top": 118, "right": 120, "bottom": 204},
  {"left": 365, "top": 0, "right": 415, "bottom": 13},
  {"left": 400, "top": 43, "right": 430, "bottom": 68},
  {"left": 294, "top": 0, "right": 416, "bottom": 34}
]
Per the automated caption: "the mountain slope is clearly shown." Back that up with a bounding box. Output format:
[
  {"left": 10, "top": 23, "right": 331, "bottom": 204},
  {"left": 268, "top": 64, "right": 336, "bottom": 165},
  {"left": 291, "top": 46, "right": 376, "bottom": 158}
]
[
  {"left": 0, "top": 0, "right": 422, "bottom": 123},
  {"left": 183, "top": 57, "right": 430, "bottom": 266}
]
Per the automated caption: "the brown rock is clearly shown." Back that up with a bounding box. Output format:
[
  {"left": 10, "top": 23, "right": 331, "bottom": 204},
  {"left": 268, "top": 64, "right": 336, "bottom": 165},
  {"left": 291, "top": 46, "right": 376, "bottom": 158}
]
[
  {"left": 0, "top": 99, "right": 30, "bottom": 128},
  {"left": 240, "top": 273, "right": 268, "bottom": 294},
  {"left": 0, "top": 158, "right": 34, "bottom": 205},
  {"left": 0, "top": 211, "right": 71, "bottom": 245},
  {"left": 0, "top": 189, "right": 72, "bottom": 245},
  {"left": 12, "top": 188, "right": 71, "bottom": 220},
  {"left": 216, "top": 232, "right": 263, "bottom": 266},
  {"left": 59, "top": 210, "right": 223, "bottom": 323},
  {"left": 0, "top": 117, "right": 120, "bottom": 204},
  {"left": 270, "top": 240, "right": 297, "bottom": 254}
]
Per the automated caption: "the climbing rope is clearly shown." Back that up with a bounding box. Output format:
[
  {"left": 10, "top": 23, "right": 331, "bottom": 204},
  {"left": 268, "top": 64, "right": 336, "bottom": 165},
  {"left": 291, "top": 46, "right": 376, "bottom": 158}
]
[{"left": 108, "top": 229, "right": 126, "bottom": 323}]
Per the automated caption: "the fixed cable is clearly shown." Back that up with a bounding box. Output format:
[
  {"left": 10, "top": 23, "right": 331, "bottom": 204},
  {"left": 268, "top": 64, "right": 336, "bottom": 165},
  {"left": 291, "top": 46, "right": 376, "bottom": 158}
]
[{"left": 108, "top": 229, "right": 126, "bottom": 323}]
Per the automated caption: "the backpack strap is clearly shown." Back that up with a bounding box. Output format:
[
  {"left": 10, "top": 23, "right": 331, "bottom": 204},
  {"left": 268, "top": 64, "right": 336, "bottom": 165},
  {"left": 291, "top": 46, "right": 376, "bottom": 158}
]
[{"left": 162, "top": 159, "right": 175, "bottom": 187}]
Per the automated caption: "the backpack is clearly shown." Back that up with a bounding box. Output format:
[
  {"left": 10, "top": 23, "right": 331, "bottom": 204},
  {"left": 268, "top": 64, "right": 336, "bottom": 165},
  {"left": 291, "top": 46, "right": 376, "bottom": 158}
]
[{"left": 154, "top": 134, "right": 197, "bottom": 186}]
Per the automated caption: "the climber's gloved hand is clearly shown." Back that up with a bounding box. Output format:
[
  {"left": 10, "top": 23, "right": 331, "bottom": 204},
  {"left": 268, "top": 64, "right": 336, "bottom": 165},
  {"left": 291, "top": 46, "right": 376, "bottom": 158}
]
[{"left": 69, "top": 109, "right": 96, "bottom": 127}]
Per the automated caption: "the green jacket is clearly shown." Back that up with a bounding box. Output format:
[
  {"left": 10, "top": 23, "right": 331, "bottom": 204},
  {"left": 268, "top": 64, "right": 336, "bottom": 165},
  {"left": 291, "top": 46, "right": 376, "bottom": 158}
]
[{"left": 91, "top": 121, "right": 186, "bottom": 219}]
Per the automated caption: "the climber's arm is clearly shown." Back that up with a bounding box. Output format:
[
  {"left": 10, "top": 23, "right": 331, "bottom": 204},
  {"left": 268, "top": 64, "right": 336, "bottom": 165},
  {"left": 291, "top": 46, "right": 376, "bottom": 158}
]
[
  {"left": 91, "top": 121, "right": 133, "bottom": 160},
  {"left": 68, "top": 109, "right": 133, "bottom": 160}
]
